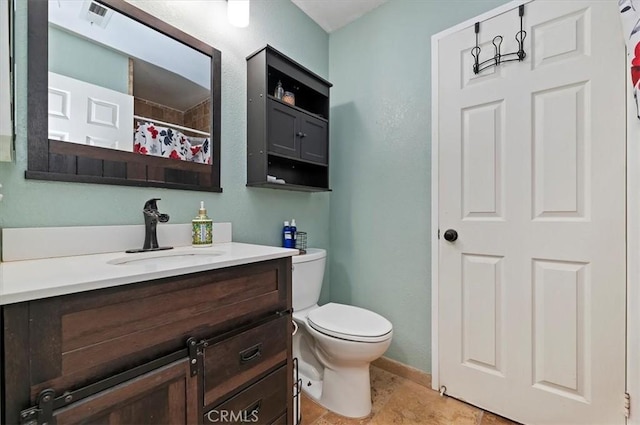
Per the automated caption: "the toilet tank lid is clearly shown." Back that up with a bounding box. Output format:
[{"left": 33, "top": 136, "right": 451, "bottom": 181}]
[
  {"left": 307, "top": 302, "right": 393, "bottom": 338},
  {"left": 292, "top": 248, "right": 326, "bottom": 264}
]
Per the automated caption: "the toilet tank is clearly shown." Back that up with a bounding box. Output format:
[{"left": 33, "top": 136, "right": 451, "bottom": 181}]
[{"left": 292, "top": 248, "right": 327, "bottom": 311}]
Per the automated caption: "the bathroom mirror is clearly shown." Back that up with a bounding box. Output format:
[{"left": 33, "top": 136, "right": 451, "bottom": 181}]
[{"left": 27, "top": 0, "right": 222, "bottom": 192}]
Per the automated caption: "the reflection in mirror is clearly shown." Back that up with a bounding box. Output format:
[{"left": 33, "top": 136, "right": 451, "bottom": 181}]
[{"left": 48, "top": 0, "right": 212, "bottom": 164}]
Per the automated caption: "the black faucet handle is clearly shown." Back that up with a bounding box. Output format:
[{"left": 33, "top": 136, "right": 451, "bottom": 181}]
[
  {"left": 144, "top": 198, "right": 162, "bottom": 211},
  {"left": 158, "top": 213, "right": 170, "bottom": 223}
]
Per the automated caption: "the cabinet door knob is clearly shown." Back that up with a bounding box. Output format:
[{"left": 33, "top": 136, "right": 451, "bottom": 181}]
[{"left": 297, "top": 132, "right": 307, "bottom": 138}]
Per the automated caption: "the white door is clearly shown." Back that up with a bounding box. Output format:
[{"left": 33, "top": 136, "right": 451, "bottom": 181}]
[
  {"left": 437, "top": 1, "right": 626, "bottom": 424},
  {"left": 48, "top": 72, "right": 134, "bottom": 151}
]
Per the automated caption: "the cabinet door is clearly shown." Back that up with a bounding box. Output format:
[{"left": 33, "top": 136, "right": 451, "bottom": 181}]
[
  {"left": 299, "top": 114, "right": 328, "bottom": 165},
  {"left": 52, "top": 359, "right": 198, "bottom": 425},
  {"left": 267, "top": 99, "right": 299, "bottom": 158}
]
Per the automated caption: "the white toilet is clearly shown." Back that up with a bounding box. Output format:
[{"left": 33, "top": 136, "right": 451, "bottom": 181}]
[{"left": 292, "top": 248, "right": 393, "bottom": 418}]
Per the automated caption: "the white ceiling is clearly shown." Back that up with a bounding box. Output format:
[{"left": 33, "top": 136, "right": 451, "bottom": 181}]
[{"left": 291, "top": 0, "right": 388, "bottom": 33}]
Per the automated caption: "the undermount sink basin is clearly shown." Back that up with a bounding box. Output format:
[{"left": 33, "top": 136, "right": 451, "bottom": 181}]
[{"left": 108, "top": 250, "right": 224, "bottom": 266}]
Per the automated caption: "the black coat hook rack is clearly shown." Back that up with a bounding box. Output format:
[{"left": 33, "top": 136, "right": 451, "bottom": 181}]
[{"left": 471, "top": 4, "right": 526, "bottom": 74}]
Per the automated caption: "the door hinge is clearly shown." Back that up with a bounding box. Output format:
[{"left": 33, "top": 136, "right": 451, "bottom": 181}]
[
  {"left": 438, "top": 229, "right": 440, "bottom": 239},
  {"left": 19, "top": 389, "right": 55, "bottom": 425},
  {"left": 625, "top": 392, "right": 631, "bottom": 419},
  {"left": 187, "top": 337, "right": 200, "bottom": 377}
]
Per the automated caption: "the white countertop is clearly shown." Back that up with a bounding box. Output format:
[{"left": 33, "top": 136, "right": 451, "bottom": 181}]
[{"left": 0, "top": 243, "right": 298, "bottom": 305}]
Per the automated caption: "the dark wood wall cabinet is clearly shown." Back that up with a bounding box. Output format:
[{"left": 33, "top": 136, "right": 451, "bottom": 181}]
[
  {"left": 246, "top": 46, "right": 332, "bottom": 192},
  {"left": 2, "top": 258, "right": 294, "bottom": 425}
]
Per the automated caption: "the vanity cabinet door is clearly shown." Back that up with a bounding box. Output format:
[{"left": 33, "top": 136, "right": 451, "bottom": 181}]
[{"left": 52, "top": 359, "right": 197, "bottom": 425}]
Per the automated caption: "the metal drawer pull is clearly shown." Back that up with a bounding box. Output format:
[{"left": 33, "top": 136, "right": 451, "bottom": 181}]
[
  {"left": 239, "top": 343, "right": 263, "bottom": 364},
  {"left": 242, "top": 399, "right": 262, "bottom": 422}
]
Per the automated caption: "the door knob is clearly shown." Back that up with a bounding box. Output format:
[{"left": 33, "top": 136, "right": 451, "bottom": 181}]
[{"left": 443, "top": 229, "right": 458, "bottom": 242}]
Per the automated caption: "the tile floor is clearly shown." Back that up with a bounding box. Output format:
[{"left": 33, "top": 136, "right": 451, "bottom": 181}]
[{"left": 300, "top": 366, "right": 519, "bottom": 425}]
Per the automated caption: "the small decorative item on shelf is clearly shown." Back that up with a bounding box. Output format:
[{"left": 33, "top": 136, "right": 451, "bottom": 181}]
[
  {"left": 296, "top": 231, "right": 307, "bottom": 254},
  {"left": 274, "top": 80, "right": 284, "bottom": 99},
  {"left": 282, "top": 91, "right": 295, "bottom": 106}
]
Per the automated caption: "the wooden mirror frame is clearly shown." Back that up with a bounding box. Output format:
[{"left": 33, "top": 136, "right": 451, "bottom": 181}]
[{"left": 26, "top": 0, "right": 222, "bottom": 192}]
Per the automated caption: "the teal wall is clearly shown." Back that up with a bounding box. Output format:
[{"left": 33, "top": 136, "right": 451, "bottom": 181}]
[
  {"left": 328, "top": 0, "right": 507, "bottom": 372},
  {"left": 1, "top": 0, "right": 332, "bottom": 302},
  {"left": 48, "top": 25, "right": 129, "bottom": 93},
  {"left": 3, "top": 0, "right": 516, "bottom": 374}
]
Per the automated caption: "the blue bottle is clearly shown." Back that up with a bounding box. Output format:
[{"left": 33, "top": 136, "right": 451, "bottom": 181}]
[
  {"left": 283, "top": 221, "right": 294, "bottom": 248},
  {"left": 290, "top": 219, "right": 297, "bottom": 249}
]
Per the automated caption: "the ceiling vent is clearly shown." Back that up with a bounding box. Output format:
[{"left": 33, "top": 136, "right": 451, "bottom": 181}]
[
  {"left": 80, "top": 1, "right": 114, "bottom": 29},
  {"left": 89, "top": 2, "right": 108, "bottom": 17}
]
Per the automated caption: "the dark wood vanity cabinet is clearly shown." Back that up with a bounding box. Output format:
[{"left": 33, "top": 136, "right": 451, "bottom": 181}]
[
  {"left": 1, "top": 258, "right": 293, "bottom": 425},
  {"left": 247, "top": 45, "right": 332, "bottom": 192}
]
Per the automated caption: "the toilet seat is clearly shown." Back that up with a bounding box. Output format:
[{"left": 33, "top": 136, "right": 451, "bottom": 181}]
[{"left": 307, "top": 303, "right": 393, "bottom": 343}]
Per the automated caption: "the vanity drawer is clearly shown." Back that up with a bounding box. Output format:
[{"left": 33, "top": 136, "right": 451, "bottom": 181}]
[
  {"left": 203, "top": 366, "right": 288, "bottom": 425},
  {"left": 203, "top": 314, "right": 289, "bottom": 406}
]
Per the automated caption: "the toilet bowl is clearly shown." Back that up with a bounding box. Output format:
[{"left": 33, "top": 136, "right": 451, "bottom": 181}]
[{"left": 292, "top": 249, "right": 393, "bottom": 418}]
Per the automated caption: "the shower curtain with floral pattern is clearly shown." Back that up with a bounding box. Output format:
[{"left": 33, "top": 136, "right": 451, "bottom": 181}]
[{"left": 620, "top": 0, "right": 640, "bottom": 119}]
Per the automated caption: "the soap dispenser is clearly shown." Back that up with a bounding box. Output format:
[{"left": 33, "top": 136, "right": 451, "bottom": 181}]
[{"left": 192, "top": 201, "right": 213, "bottom": 247}]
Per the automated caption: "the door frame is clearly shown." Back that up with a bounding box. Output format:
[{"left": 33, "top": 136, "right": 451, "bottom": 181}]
[{"left": 430, "top": 3, "right": 637, "bottom": 422}]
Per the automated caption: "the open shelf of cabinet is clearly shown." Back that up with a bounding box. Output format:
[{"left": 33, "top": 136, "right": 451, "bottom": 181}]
[{"left": 247, "top": 45, "right": 332, "bottom": 192}]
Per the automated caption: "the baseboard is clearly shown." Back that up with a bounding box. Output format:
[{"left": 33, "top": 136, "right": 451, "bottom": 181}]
[{"left": 372, "top": 356, "right": 432, "bottom": 388}]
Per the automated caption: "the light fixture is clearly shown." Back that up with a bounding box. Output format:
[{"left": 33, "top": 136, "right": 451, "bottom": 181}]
[{"left": 227, "top": 0, "right": 249, "bottom": 28}]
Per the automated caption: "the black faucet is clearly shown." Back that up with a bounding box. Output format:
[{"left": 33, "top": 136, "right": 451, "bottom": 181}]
[{"left": 126, "top": 198, "right": 173, "bottom": 253}]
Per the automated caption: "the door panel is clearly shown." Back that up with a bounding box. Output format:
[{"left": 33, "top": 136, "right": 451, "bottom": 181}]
[
  {"left": 461, "top": 100, "right": 504, "bottom": 219},
  {"left": 531, "top": 8, "right": 589, "bottom": 71},
  {"left": 461, "top": 254, "right": 504, "bottom": 375},
  {"left": 48, "top": 72, "right": 134, "bottom": 150},
  {"left": 267, "top": 99, "right": 299, "bottom": 157},
  {"left": 532, "top": 259, "right": 588, "bottom": 401},
  {"left": 299, "top": 114, "right": 328, "bottom": 164},
  {"left": 532, "top": 82, "right": 587, "bottom": 220},
  {"left": 437, "top": 1, "right": 625, "bottom": 424},
  {"left": 53, "top": 359, "right": 197, "bottom": 425}
]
